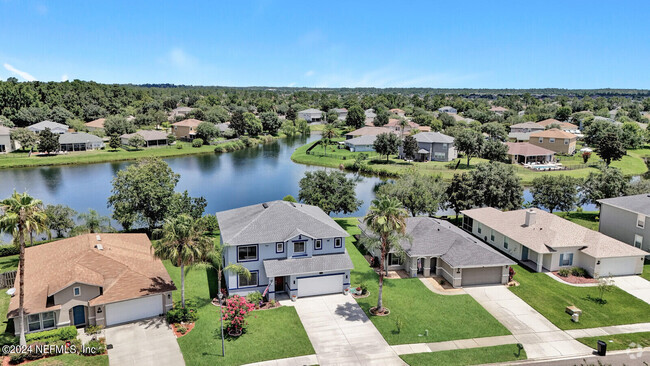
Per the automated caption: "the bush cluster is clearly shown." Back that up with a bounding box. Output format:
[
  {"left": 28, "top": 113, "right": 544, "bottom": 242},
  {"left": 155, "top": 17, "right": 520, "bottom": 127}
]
[{"left": 166, "top": 302, "right": 199, "bottom": 324}]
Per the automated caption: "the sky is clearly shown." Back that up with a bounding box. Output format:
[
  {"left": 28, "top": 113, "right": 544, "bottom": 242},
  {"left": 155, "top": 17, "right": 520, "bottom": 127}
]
[{"left": 1, "top": 0, "right": 649, "bottom": 89}]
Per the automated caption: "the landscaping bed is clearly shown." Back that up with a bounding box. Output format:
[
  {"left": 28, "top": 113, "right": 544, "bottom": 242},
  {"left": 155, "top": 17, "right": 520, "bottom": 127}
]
[
  {"left": 171, "top": 322, "right": 195, "bottom": 338},
  {"left": 550, "top": 271, "right": 598, "bottom": 285}
]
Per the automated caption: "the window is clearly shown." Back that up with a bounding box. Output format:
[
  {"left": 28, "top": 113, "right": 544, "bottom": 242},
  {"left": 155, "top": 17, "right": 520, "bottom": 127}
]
[
  {"left": 634, "top": 234, "right": 643, "bottom": 248},
  {"left": 560, "top": 253, "right": 574, "bottom": 266},
  {"left": 28, "top": 314, "right": 41, "bottom": 332},
  {"left": 276, "top": 242, "right": 284, "bottom": 253},
  {"left": 434, "top": 152, "right": 446, "bottom": 160},
  {"left": 477, "top": 223, "right": 482, "bottom": 234},
  {"left": 237, "top": 245, "right": 258, "bottom": 262},
  {"left": 490, "top": 230, "right": 495, "bottom": 242},
  {"left": 503, "top": 237, "right": 509, "bottom": 249},
  {"left": 538, "top": 138, "right": 544, "bottom": 143},
  {"left": 0, "top": 145, "right": 5, "bottom": 153},
  {"left": 294, "top": 242, "right": 305, "bottom": 254},
  {"left": 239, "top": 272, "right": 258, "bottom": 287},
  {"left": 388, "top": 253, "right": 402, "bottom": 266},
  {"left": 549, "top": 138, "right": 555, "bottom": 143},
  {"left": 442, "top": 144, "right": 447, "bottom": 149},
  {"left": 564, "top": 139, "right": 569, "bottom": 145},
  {"left": 334, "top": 238, "right": 342, "bottom": 248},
  {"left": 73, "top": 287, "right": 80, "bottom": 297},
  {"left": 314, "top": 239, "right": 322, "bottom": 250},
  {"left": 637, "top": 214, "right": 646, "bottom": 229},
  {"left": 41, "top": 312, "right": 55, "bottom": 329}
]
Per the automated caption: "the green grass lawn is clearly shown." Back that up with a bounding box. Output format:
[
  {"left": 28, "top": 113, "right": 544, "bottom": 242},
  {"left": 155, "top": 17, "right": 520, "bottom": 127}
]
[
  {"left": 577, "top": 332, "right": 650, "bottom": 351},
  {"left": 554, "top": 211, "right": 599, "bottom": 231},
  {"left": 509, "top": 265, "right": 650, "bottom": 329},
  {"left": 399, "top": 344, "right": 527, "bottom": 366},
  {"left": 164, "top": 233, "right": 314, "bottom": 365},
  {"left": 28, "top": 354, "right": 109, "bottom": 365},
  {"left": 335, "top": 218, "right": 510, "bottom": 345},
  {"left": 0, "top": 255, "right": 18, "bottom": 272},
  {"left": 642, "top": 265, "right": 650, "bottom": 282},
  {"left": 292, "top": 140, "right": 649, "bottom": 184}
]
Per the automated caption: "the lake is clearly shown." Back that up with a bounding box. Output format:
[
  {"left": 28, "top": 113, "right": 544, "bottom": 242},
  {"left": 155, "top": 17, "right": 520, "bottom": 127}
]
[{"left": 0, "top": 133, "right": 596, "bottom": 241}]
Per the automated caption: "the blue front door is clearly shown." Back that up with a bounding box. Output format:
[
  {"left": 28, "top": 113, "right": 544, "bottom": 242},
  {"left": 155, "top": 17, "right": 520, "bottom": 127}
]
[{"left": 72, "top": 306, "right": 85, "bottom": 326}]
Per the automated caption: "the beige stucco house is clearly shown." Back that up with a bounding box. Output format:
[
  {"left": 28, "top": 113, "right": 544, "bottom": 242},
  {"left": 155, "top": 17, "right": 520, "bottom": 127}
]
[
  {"left": 172, "top": 118, "right": 202, "bottom": 140},
  {"left": 529, "top": 128, "right": 577, "bottom": 154},
  {"left": 8, "top": 234, "right": 175, "bottom": 335}
]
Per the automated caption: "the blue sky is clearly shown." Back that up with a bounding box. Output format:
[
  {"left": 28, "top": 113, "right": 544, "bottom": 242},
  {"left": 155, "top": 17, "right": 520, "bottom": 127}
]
[{"left": 1, "top": 0, "right": 649, "bottom": 88}]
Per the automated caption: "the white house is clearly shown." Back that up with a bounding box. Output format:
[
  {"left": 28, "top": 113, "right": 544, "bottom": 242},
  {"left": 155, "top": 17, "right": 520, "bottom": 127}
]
[
  {"left": 297, "top": 109, "right": 324, "bottom": 122},
  {"left": 0, "top": 126, "right": 12, "bottom": 153},
  {"left": 27, "top": 121, "right": 69, "bottom": 134},
  {"left": 438, "top": 106, "right": 457, "bottom": 114}
]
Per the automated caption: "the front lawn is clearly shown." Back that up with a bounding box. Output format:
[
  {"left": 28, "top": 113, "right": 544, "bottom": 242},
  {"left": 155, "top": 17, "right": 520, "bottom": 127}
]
[
  {"left": 400, "top": 344, "right": 526, "bottom": 366},
  {"left": 0, "top": 255, "right": 19, "bottom": 272},
  {"left": 164, "top": 233, "right": 314, "bottom": 365},
  {"left": 577, "top": 331, "right": 650, "bottom": 351},
  {"left": 509, "top": 265, "right": 650, "bottom": 329},
  {"left": 554, "top": 211, "right": 599, "bottom": 231},
  {"left": 28, "top": 354, "right": 109, "bottom": 365},
  {"left": 642, "top": 265, "right": 650, "bottom": 282},
  {"left": 335, "top": 218, "right": 510, "bottom": 345}
]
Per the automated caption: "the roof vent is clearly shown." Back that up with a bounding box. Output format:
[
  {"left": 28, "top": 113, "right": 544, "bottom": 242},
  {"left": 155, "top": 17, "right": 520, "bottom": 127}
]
[
  {"left": 95, "top": 244, "right": 103, "bottom": 251},
  {"left": 96, "top": 235, "right": 101, "bottom": 241},
  {"left": 262, "top": 203, "right": 268, "bottom": 209}
]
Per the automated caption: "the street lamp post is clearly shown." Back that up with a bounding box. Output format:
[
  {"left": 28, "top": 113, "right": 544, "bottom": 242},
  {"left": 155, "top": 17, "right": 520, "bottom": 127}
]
[{"left": 219, "top": 292, "right": 225, "bottom": 357}]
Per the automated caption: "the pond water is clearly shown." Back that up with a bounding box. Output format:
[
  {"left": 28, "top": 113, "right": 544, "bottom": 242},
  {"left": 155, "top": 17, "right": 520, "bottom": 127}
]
[{"left": 0, "top": 133, "right": 598, "bottom": 241}]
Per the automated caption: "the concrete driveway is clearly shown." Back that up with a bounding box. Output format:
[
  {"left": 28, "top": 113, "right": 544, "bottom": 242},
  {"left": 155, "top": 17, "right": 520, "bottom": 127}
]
[
  {"left": 464, "top": 285, "right": 592, "bottom": 359},
  {"left": 614, "top": 276, "right": 650, "bottom": 304},
  {"left": 105, "top": 317, "right": 185, "bottom": 366},
  {"left": 288, "top": 294, "right": 405, "bottom": 366}
]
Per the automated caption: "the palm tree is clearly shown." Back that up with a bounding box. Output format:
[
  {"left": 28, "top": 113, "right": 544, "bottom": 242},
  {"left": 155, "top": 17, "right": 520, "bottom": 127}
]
[
  {"left": 153, "top": 214, "right": 213, "bottom": 308},
  {"left": 0, "top": 191, "right": 48, "bottom": 346},
  {"left": 398, "top": 118, "right": 409, "bottom": 139},
  {"left": 321, "top": 124, "right": 337, "bottom": 157},
  {"left": 77, "top": 209, "right": 110, "bottom": 233},
  {"left": 362, "top": 196, "right": 408, "bottom": 314}
]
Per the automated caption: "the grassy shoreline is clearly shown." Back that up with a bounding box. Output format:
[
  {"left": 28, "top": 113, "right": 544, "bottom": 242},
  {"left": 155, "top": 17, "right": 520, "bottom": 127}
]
[{"left": 291, "top": 139, "right": 649, "bottom": 184}]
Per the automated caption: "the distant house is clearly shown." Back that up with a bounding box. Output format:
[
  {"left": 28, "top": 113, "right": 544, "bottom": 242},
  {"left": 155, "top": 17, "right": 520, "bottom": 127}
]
[
  {"left": 438, "top": 106, "right": 457, "bottom": 114},
  {"left": 384, "top": 119, "right": 430, "bottom": 135},
  {"left": 297, "top": 109, "right": 324, "bottom": 122},
  {"left": 508, "top": 122, "right": 545, "bottom": 142},
  {"left": 332, "top": 108, "right": 347, "bottom": 120},
  {"left": 216, "top": 122, "right": 234, "bottom": 135},
  {"left": 359, "top": 217, "right": 514, "bottom": 287},
  {"left": 462, "top": 207, "right": 647, "bottom": 277},
  {"left": 216, "top": 201, "right": 352, "bottom": 300},
  {"left": 598, "top": 194, "right": 650, "bottom": 253},
  {"left": 85, "top": 118, "right": 106, "bottom": 132},
  {"left": 364, "top": 109, "right": 377, "bottom": 125},
  {"left": 344, "top": 126, "right": 393, "bottom": 140},
  {"left": 505, "top": 142, "right": 555, "bottom": 164},
  {"left": 389, "top": 108, "right": 406, "bottom": 117},
  {"left": 536, "top": 118, "right": 578, "bottom": 131},
  {"left": 172, "top": 119, "right": 202, "bottom": 140},
  {"left": 120, "top": 130, "right": 168, "bottom": 147},
  {"left": 59, "top": 133, "right": 105, "bottom": 152},
  {"left": 344, "top": 135, "right": 377, "bottom": 152},
  {"left": 401, "top": 132, "right": 456, "bottom": 162},
  {"left": 0, "top": 126, "right": 12, "bottom": 153},
  {"left": 489, "top": 106, "right": 508, "bottom": 115},
  {"left": 169, "top": 106, "right": 193, "bottom": 121},
  {"left": 529, "top": 128, "right": 577, "bottom": 154},
  {"left": 28, "top": 121, "right": 69, "bottom": 134}
]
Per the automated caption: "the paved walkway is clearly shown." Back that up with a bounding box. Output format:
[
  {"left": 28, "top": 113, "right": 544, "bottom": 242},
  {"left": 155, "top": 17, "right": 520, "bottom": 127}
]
[
  {"left": 419, "top": 277, "right": 466, "bottom": 295},
  {"left": 464, "top": 285, "right": 593, "bottom": 359},
  {"left": 243, "top": 355, "right": 319, "bottom": 366},
  {"left": 565, "top": 322, "right": 650, "bottom": 339},
  {"left": 614, "top": 275, "right": 650, "bottom": 304},
  {"left": 105, "top": 317, "right": 185, "bottom": 366},
  {"left": 282, "top": 294, "right": 405, "bottom": 366},
  {"left": 392, "top": 334, "right": 518, "bottom": 355}
]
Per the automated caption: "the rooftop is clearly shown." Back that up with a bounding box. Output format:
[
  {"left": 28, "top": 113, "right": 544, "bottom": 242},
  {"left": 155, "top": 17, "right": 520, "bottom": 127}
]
[
  {"left": 505, "top": 142, "right": 555, "bottom": 157},
  {"left": 85, "top": 118, "right": 106, "bottom": 129},
  {"left": 510, "top": 121, "right": 545, "bottom": 130},
  {"left": 27, "top": 121, "right": 69, "bottom": 131},
  {"left": 298, "top": 108, "right": 323, "bottom": 114},
  {"left": 598, "top": 194, "right": 650, "bottom": 216},
  {"left": 59, "top": 132, "right": 104, "bottom": 144},
  {"left": 412, "top": 131, "right": 454, "bottom": 144},
  {"left": 263, "top": 252, "right": 353, "bottom": 277},
  {"left": 121, "top": 130, "right": 168, "bottom": 141},
  {"left": 346, "top": 126, "right": 393, "bottom": 137},
  {"left": 345, "top": 134, "right": 377, "bottom": 146},
  {"left": 530, "top": 128, "right": 577, "bottom": 139},
  {"left": 172, "top": 118, "right": 203, "bottom": 127}
]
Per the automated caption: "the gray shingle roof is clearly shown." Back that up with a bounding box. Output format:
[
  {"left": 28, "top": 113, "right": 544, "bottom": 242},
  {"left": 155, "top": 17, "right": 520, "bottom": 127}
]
[
  {"left": 508, "top": 132, "right": 531, "bottom": 141},
  {"left": 509, "top": 122, "right": 544, "bottom": 129},
  {"left": 598, "top": 194, "right": 650, "bottom": 216},
  {"left": 345, "top": 135, "right": 377, "bottom": 146},
  {"left": 359, "top": 217, "right": 513, "bottom": 268},
  {"left": 299, "top": 108, "right": 323, "bottom": 114},
  {"left": 217, "top": 201, "right": 349, "bottom": 246},
  {"left": 27, "top": 121, "right": 69, "bottom": 132},
  {"left": 121, "top": 130, "right": 168, "bottom": 141},
  {"left": 413, "top": 132, "right": 454, "bottom": 144},
  {"left": 263, "top": 252, "right": 353, "bottom": 277},
  {"left": 59, "top": 132, "right": 103, "bottom": 144}
]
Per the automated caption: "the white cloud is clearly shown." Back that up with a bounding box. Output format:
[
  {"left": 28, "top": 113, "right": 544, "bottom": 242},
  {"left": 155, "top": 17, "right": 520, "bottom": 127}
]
[
  {"left": 61, "top": 74, "right": 68, "bottom": 82},
  {"left": 168, "top": 48, "right": 196, "bottom": 69},
  {"left": 304, "top": 70, "right": 314, "bottom": 77},
  {"left": 3, "top": 63, "right": 36, "bottom": 81}
]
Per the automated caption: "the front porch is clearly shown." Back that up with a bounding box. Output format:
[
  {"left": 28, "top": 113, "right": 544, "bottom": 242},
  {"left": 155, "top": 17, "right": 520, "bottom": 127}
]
[{"left": 520, "top": 259, "right": 549, "bottom": 273}]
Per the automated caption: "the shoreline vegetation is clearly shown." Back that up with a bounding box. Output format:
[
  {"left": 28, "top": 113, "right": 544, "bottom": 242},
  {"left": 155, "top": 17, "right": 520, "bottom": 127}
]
[{"left": 291, "top": 138, "right": 650, "bottom": 185}]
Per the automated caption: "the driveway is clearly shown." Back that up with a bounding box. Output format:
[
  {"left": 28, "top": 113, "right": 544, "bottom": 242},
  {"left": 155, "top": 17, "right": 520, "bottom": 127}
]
[
  {"left": 105, "top": 317, "right": 185, "bottom": 366},
  {"left": 289, "top": 294, "right": 405, "bottom": 366},
  {"left": 464, "top": 285, "right": 592, "bottom": 359},
  {"left": 614, "top": 275, "right": 650, "bottom": 304}
]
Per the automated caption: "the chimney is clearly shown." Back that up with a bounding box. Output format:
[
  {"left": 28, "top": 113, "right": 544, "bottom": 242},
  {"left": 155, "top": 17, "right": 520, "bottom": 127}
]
[{"left": 524, "top": 209, "right": 536, "bottom": 227}]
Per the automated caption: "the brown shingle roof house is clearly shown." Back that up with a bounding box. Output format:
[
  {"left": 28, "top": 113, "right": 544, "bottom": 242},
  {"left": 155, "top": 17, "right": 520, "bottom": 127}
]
[
  {"left": 529, "top": 128, "right": 577, "bottom": 154},
  {"left": 8, "top": 234, "right": 175, "bottom": 334},
  {"left": 172, "top": 118, "right": 203, "bottom": 140},
  {"left": 536, "top": 118, "right": 578, "bottom": 131},
  {"left": 84, "top": 118, "right": 106, "bottom": 131}
]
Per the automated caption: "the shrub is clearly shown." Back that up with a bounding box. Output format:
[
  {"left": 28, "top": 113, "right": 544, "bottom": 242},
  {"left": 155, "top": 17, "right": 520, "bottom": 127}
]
[
  {"left": 192, "top": 138, "right": 204, "bottom": 147},
  {"left": 558, "top": 268, "right": 570, "bottom": 277},
  {"left": 81, "top": 339, "right": 106, "bottom": 356},
  {"left": 25, "top": 325, "right": 77, "bottom": 342},
  {"left": 85, "top": 324, "right": 103, "bottom": 335},
  {"left": 360, "top": 283, "right": 368, "bottom": 295},
  {"left": 176, "top": 143, "right": 183, "bottom": 149},
  {"left": 177, "top": 325, "right": 187, "bottom": 335},
  {"left": 166, "top": 301, "right": 199, "bottom": 323},
  {"left": 9, "top": 352, "right": 25, "bottom": 364},
  {"left": 223, "top": 295, "right": 255, "bottom": 335},
  {"left": 571, "top": 267, "right": 587, "bottom": 277},
  {"left": 246, "top": 291, "right": 263, "bottom": 305},
  {"left": 25, "top": 341, "right": 45, "bottom": 360},
  {"left": 269, "top": 299, "right": 276, "bottom": 307},
  {"left": 395, "top": 316, "right": 403, "bottom": 334},
  {"left": 240, "top": 136, "right": 250, "bottom": 146}
]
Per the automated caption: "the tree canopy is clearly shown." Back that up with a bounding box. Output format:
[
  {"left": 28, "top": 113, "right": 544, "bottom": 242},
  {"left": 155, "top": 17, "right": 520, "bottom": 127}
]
[{"left": 298, "top": 170, "right": 362, "bottom": 215}]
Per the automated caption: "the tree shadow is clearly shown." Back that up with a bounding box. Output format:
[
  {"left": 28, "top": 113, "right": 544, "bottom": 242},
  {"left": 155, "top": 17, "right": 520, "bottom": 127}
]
[
  {"left": 333, "top": 302, "right": 369, "bottom": 323},
  {"left": 585, "top": 294, "right": 607, "bottom": 305}
]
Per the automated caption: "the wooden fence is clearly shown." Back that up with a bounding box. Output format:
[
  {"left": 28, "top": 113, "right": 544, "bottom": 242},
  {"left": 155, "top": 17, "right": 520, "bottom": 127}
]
[{"left": 0, "top": 270, "right": 16, "bottom": 289}]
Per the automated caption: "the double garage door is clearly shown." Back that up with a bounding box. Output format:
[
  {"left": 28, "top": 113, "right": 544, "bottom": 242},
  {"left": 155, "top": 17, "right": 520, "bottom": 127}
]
[
  {"left": 461, "top": 267, "right": 503, "bottom": 286},
  {"left": 297, "top": 274, "right": 343, "bottom": 298},
  {"left": 598, "top": 257, "right": 641, "bottom": 277},
  {"left": 105, "top": 295, "right": 163, "bottom": 326}
]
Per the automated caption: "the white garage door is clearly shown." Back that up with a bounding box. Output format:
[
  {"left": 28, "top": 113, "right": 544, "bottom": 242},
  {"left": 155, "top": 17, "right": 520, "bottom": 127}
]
[
  {"left": 599, "top": 257, "right": 640, "bottom": 277},
  {"left": 297, "top": 274, "right": 343, "bottom": 298},
  {"left": 461, "top": 267, "right": 503, "bottom": 286},
  {"left": 106, "top": 295, "right": 163, "bottom": 326}
]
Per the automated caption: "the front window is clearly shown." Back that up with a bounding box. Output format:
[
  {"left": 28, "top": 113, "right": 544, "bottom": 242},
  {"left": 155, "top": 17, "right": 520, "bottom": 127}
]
[
  {"left": 560, "top": 253, "right": 574, "bottom": 266},
  {"left": 239, "top": 272, "right": 258, "bottom": 287},
  {"left": 334, "top": 238, "right": 342, "bottom": 248},
  {"left": 41, "top": 312, "right": 55, "bottom": 329},
  {"left": 73, "top": 287, "right": 80, "bottom": 296},
  {"left": 389, "top": 253, "right": 402, "bottom": 266},
  {"left": 477, "top": 223, "right": 482, "bottom": 234},
  {"left": 635, "top": 234, "right": 643, "bottom": 248},
  {"left": 490, "top": 230, "right": 495, "bottom": 242},
  {"left": 504, "top": 237, "right": 509, "bottom": 249},
  {"left": 314, "top": 239, "right": 322, "bottom": 250},
  {"left": 549, "top": 138, "right": 555, "bottom": 143},
  {"left": 28, "top": 314, "right": 41, "bottom": 331},
  {"left": 237, "top": 245, "right": 258, "bottom": 262},
  {"left": 564, "top": 139, "right": 569, "bottom": 145},
  {"left": 294, "top": 242, "right": 305, "bottom": 254},
  {"left": 276, "top": 242, "right": 284, "bottom": 253},
  {"left": 637, "top": 214, "right": 645, "bottom": 229}
]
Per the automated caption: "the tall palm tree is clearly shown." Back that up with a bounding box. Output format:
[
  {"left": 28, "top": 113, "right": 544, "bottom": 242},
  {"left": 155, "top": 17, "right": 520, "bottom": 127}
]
[
  {"left": 321, "top": 124, "right": 337, "bottom": 157},
  {"left": 78, "top": 209, "right": 110, "bottom": 233},
  {"left": 153, "top": 214, "right": 212, "bottom": 308},
  {"left": 362, "top": 196, "right": 408, "bottom": 314},
  {"left": 0, "top": 191, "right": 47, "bottom": 346},
  {"left": 398, "top": 118, "right": 409, "bottom": 139}
]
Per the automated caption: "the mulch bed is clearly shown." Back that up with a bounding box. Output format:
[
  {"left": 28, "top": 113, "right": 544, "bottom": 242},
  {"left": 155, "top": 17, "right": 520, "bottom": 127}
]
[
  {"left": 551, "top": 272, "right": 598, "bottom": 284},
  {"left": 352, "top": 291, "right": 370, "bottom": 299},
  {"left": 172, "top": 322, "right": 195, "bottom": 338},
  {"left": 369, "top": 306, "right": 390, "bottom": 316}
]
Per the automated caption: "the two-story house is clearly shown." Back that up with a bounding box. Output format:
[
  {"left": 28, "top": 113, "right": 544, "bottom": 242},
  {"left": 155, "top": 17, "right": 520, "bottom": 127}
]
[
  {"left": 529, "top": 128, "right": 577, "bottom": 154},
  {"left": 8, "top": 234, "right": 175, "bottom": 335},
  {"left": 461, "top": 208, "right": 646, "bottom": 277},
  {"left": 508, "top": 121, "right": 545, "bottom": 141},
  {"left": 216, "top": 201, "right": 352, "bottom": 300},
  {"left": 172, "top": 119, "right": 203, "bottom": 140},
  {"left": 400, "top": 131, "right": 457, "bottom": 162},
  {"left": 598, "top": 194, "right": 650, "bottom": 253}
]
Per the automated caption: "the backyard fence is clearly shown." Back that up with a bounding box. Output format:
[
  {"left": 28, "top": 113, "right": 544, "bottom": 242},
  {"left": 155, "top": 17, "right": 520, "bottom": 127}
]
[{"left": 0, "top": 270, "right": 16, "bottom": 289}]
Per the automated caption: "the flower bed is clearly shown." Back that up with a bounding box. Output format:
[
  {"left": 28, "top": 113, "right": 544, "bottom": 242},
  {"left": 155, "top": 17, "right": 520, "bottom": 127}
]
[
  {"left": 551, "top": 271, "right": 598, "bottom": 284},
  {"left": 369, "top": 306, "right": 390, "bottom": 316},
  {"left": 172, "top": 322, "right": 195, "bottom": 338}
]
